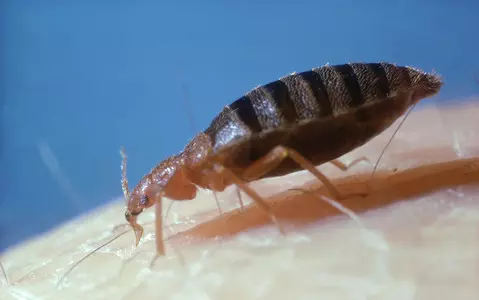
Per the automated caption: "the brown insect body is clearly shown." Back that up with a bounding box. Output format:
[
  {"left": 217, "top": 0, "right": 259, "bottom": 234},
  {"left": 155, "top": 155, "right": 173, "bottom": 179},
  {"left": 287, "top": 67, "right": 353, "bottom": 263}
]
[{"left": 122, "top": 62, "right": 443, "bottom": 255}]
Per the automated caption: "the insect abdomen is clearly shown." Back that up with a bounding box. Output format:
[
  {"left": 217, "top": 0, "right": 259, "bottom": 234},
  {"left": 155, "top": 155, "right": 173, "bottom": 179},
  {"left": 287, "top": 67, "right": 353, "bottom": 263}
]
[{"left": 205, "top": 62, "right": 421, "bottom": 151}]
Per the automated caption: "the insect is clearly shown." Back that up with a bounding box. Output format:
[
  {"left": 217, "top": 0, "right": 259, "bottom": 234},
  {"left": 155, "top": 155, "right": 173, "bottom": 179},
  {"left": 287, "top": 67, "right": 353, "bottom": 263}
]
[{"left": 121, "top": 62, "right": 443, "bottom": 257}]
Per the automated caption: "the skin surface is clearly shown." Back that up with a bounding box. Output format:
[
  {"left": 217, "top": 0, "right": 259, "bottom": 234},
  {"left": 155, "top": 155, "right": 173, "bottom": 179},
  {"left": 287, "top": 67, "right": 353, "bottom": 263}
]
[{"left": 0, "top": 101, "right": 478, "bottom": 300}]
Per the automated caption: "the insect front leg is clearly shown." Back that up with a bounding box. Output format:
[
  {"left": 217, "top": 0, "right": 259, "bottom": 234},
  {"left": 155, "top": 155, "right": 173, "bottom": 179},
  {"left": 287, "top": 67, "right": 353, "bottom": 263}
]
[
  {"left": 154, "top": 192, "right": 166, "bottom": 257},
  {"left": 147, "top": 191, "right": 167, "bottom": 268}
]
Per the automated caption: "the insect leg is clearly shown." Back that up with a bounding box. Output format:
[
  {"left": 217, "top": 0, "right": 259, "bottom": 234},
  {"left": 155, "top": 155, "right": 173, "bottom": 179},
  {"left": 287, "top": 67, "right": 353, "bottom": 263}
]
[
  {"left": 241, "top": 146, "right": 343, "bottom": 199},
  {"left": 212, "top": 164, "right": 285, "bottom": 234},
  {"left": 329, "top": 156, "right": 370, "bottom": 171},
  {"left": 235, "top": 186, "right": 246, "bottom": 211},
  {"left": 212, "top": 191, "right": 223, "bottom": 214},
  {"left": 154, "top": 192, "right": 166, "bottom": 257}
]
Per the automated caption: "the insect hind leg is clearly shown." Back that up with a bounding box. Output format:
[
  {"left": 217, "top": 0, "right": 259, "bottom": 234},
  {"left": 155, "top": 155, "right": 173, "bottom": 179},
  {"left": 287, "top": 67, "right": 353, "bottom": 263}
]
[
  {"left": 210, "top": 147, "right": 367, "bottom": 237},
  {"left": 241, "top": 145, "right": 344, "bottom": 200}
]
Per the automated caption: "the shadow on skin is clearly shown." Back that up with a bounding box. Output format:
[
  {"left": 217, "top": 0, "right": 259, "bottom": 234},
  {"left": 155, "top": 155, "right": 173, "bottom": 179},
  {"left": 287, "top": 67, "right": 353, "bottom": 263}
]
[{"left": 164, "top": 155, "right": 479, "bottom": 245}]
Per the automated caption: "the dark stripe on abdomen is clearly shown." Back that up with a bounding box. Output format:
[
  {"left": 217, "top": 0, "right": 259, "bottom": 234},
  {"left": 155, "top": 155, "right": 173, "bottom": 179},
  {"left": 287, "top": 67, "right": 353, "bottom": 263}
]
[
  {"left": 299, "top": 70, "right": 333, "bottom": 117},
  {"left": 367, "top": 63, "right": 390, "bottom": 98},
  {"left": 332, "top": 64, "right": 364, "bottom": 107},
  {"left": 263, "top": 79, "right": 298, "bottom": 123},
  {"left": 229, "top": 95, "right": 263, "bottom": 133}
]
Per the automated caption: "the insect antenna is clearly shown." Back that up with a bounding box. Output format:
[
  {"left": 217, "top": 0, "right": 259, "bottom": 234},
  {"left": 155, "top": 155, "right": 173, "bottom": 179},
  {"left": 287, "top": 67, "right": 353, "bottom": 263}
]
[
  {"left": 56, "top": 228, "right": 131, "bottom": 289},
  {"left": 0, "top": 261, "right": 9, "bottom": 285},
  {"left": 370, "top": 102, "right": 417, "bottom": 180},
  {"left": 120, "top": 146, "right": 130, "bottom": 201}
]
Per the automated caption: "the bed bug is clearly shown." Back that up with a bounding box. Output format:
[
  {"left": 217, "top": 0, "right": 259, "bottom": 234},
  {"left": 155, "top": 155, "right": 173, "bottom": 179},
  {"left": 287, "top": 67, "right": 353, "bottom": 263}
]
[{"left": 121, "top": 62, "right": 443, "bottom": 256}]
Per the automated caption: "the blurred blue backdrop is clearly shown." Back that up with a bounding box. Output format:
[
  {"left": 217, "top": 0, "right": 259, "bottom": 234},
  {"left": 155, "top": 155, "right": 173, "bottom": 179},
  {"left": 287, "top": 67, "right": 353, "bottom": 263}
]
[{"left": 1, "top": 0, "right": 479, "bottom": 251}]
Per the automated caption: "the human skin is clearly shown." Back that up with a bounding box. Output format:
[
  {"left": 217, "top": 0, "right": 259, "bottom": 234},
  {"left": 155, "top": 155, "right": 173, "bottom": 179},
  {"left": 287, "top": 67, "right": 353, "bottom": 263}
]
[{"left": 0, "top": 101, "right": 478, "bottom": 300}]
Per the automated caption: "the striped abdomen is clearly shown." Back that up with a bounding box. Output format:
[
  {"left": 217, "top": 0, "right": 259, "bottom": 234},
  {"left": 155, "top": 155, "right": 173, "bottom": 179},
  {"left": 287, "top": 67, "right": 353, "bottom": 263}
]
[{"left": 204, "top": 62, "right": 441, "bottom": 153}]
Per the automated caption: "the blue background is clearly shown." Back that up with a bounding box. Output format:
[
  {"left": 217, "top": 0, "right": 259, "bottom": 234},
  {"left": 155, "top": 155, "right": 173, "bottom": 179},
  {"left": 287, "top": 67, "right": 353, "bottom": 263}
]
[{"left": 1, "top": 0, "right": 478, "bottom": 251}]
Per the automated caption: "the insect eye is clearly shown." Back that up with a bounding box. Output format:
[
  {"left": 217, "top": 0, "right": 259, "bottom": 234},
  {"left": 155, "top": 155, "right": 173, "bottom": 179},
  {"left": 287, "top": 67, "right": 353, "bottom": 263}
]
[{"left": 140, "top": 194, "right": 149, "bottom": 206}]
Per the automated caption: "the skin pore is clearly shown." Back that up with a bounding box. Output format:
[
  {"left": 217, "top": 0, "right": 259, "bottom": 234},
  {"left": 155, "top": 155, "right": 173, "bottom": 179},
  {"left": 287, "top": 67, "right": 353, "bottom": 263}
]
[{"left": 0, "top": 101, "right": 478, "bottom": 299}]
